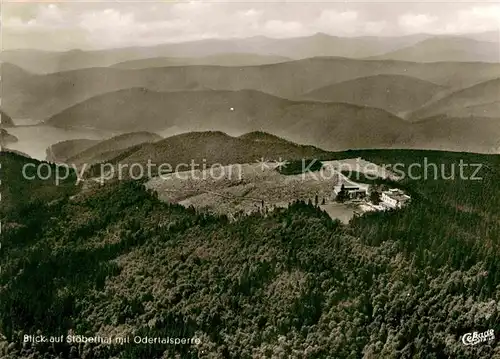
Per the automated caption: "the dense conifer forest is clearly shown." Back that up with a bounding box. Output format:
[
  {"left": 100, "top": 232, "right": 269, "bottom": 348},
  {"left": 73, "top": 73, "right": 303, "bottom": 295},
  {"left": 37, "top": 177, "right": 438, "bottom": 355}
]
[{"left": 1, "top": 150, "right": 500, "bottom": 358}]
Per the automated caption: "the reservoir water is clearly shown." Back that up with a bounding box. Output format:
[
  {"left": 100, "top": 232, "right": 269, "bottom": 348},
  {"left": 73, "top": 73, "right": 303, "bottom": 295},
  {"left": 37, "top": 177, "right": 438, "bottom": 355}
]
[{"left": 7, "top": 124, "right": 116, "bottom": 161}]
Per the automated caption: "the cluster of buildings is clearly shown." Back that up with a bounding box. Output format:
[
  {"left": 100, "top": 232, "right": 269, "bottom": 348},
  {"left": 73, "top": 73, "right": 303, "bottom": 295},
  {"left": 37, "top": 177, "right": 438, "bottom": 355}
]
[
  {"left": 333, "top": 183, "right": 411, "bottom": 210},
  {"left": 380, "top": 188, "right": 411, "bottom": 209}
]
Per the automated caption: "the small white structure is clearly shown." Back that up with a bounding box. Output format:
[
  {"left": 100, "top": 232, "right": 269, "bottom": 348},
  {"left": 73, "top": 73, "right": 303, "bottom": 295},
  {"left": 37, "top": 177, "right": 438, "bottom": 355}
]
[
  {"left": 381, "top": 189, "right": 411, "bottom": 209},
  {"left": 360, "top": 203, "right": 387, "bottom": 212}
]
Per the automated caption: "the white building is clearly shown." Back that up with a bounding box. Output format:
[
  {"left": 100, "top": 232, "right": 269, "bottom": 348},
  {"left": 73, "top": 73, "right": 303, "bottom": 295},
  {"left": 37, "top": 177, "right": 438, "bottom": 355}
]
[{"left": 381, "top": 189, "right": 411, "bottom": 209}]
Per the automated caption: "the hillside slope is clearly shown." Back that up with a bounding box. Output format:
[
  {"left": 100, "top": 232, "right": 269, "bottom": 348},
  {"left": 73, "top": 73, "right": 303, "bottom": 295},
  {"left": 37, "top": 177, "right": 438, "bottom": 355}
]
[
  {"left": 1, "top": 149, "right": 500, "bottom": 358},
  {"left": 46, "top": 139, "right": 101, "bottom": 163},
  {"left": 410, "top": 78, "right": 500, "bottom": 120},
  {"left": 0, "top": 152, "right": 78, "bottom": 215},
  {"left": 65, "top": 132, "right": 163, "bottom": 166},
  {"left": 44, "top": 89, "right": 291, "bottom": 132},
  {"left": 0, "top": 110, "right": 15, "bottom": 127},
  {"left": 411, "top": 116, "right": 500, "bottom": 153},
  {"left": 237, "top": 131, "right": 296, "bottom": 144},
  {"left": 303, "top": 74, "right": 445, "bottom": 115},
  {"left": 0, "top": 129, "right": 18, "bottom": 146}
]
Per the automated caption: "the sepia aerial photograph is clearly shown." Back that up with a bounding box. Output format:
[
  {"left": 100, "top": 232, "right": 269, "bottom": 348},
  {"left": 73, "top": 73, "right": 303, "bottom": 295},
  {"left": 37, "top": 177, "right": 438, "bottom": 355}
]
[{"left": 0, "top": 0, "right": 499, "bottom": 358}]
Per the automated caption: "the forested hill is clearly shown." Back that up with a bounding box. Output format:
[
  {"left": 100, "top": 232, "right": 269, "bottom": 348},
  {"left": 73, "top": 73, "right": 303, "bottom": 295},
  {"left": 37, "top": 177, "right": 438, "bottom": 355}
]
[
  {"left": 1, "top": 150, "right": 500, "bottom": 358},
  {"left": 0, "top": 152, "right": 79, "bottom": 216}
]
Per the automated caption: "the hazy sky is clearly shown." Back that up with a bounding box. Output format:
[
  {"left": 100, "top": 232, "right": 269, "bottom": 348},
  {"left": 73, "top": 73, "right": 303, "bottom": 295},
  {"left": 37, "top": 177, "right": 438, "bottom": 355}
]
[{"left": 3, "top": 0, "right": 500, "bottom": 50}]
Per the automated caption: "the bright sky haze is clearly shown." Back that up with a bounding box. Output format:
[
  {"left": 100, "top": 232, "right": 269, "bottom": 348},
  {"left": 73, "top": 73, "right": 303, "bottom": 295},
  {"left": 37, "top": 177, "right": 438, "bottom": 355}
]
[{"left": 3, "top": 0, "right": 500, "bottom": 50}]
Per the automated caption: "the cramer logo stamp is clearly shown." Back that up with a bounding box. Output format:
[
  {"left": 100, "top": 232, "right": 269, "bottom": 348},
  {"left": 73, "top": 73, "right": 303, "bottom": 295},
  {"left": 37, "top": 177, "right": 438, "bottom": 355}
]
[{"left": 462, "top": 329, "right": 495, "bottom": 346}]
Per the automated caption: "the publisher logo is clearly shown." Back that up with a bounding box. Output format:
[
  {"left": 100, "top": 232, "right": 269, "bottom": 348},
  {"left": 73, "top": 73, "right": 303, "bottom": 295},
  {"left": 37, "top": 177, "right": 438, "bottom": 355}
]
[{"left": 462, "top": 329, "right": 495, "bottom": 346}]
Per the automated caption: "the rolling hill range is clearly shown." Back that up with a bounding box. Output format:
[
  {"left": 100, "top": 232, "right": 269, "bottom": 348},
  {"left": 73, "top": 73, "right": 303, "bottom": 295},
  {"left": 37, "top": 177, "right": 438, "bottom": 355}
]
[
  {"left": 3, "top": 58, "right": 500, "bottom": 121},
  {"left": 0, "top": 49, "right": 291, "bottom": 74},
  {"left": 410, "top": 78, "right": 500, "bottom": 120},
  {"left": 111, "top": 53, "right": 291, "bottom": 69},
  {"left": 303, "top": 74, "right": 446, "bottom": 115},
  {"left": 371, "top": 37, "right": 500, "bottom": 63},
  {"left": 44, "top": 88, "right": 413, "bottom": 151}
]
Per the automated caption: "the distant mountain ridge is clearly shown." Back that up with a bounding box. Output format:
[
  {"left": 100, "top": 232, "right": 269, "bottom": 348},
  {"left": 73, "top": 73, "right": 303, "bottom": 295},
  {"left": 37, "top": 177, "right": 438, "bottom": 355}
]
[
  {"left": 0, "top": 32, "right": 426, "bottom": 73},
  {"left": 111, "top": 53, "right": 291, "bottom": 69},
  {"left": 3, "top": 57, "right": 500, "bottom": 121},
  {"left": 370, "top": 37, "right": 500, "bottom": 63},
  {"left": 2, "top": 32, "right": 497, "bottom": 74}
]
